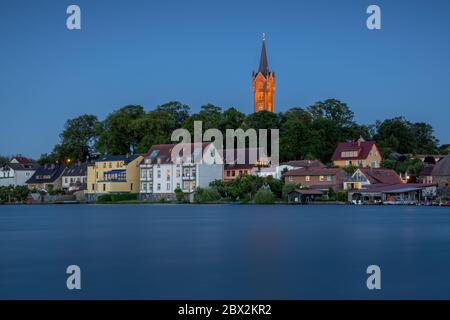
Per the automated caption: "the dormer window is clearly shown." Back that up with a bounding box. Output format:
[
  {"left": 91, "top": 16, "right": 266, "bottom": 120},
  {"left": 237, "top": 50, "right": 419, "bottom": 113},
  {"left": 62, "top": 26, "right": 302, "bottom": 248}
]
[{"left": 341, "top": 151, "right": 358, "bottom": 158}]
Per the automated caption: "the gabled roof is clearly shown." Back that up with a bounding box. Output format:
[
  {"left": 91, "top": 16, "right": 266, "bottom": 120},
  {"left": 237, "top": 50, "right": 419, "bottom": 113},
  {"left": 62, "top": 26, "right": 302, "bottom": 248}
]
[
  {"left": 96, "top": 154, "right": 141, "bottom": 165},
  {"left": 142, "top": 143, "right": 212, "bottom": 165},
  {"left": 284, "top": 167, "right": 345, "bottom": 177},
  {"left": 26, "top": 165, "right": 66, "bottom": 184},
  {"left": 358, "top": 183, "right": 435, "bottom": 194},
  {"left": 281, "top": 160, "right": 326, "bottom": 168},
  {"left": 357, "top": 168, "right": 403, "bottom": 185},
  {"left": 1, "top": 161, "right": 38, "bottom": 171},
  {"left": 10, "top": 156, "right": 35, "bottom": 165},
  {"left": 432, "top": 153, "right": 450, "bottom": 176},
  {"left": 63, "top": 163, "right": 88, "bottom": 177},
  {"left": 331, "top": 139, "right": 378, "bottom": 161}
]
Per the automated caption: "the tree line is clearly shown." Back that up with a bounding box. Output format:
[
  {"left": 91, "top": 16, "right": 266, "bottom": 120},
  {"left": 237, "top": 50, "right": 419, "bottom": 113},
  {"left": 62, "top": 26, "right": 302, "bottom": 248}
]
[{"left": 34, "top": 99, "right": 445, "bottom": 166}]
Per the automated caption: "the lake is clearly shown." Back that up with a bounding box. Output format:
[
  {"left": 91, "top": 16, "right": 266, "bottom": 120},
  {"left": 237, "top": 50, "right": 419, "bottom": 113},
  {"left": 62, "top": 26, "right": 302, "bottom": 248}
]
[{"left": 0, "top": 204, "right": 450, "bottom": 299}]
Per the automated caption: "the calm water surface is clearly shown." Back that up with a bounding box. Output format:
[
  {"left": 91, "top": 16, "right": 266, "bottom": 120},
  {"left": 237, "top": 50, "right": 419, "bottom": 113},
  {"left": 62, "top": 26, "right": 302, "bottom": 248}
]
[{"left": 1, "top": 204, "right": 450, "bottom": 299}]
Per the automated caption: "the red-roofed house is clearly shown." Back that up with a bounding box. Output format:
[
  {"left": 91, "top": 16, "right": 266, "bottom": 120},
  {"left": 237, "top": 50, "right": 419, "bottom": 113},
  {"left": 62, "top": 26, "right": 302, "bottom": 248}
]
[
  {"left": 331, "top": 137, "right": 382, "bottom": 168},
  {"left": 343, "top": 168, "right": 403, "bottom": 190},
  {"left": 283, "top": 167, "right": 347, "bottom": 192}
]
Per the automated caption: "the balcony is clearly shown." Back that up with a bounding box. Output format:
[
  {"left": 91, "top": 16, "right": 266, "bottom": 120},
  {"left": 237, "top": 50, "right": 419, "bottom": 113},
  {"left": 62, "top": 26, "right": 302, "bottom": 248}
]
[{"left": 182, "top": 174, "right": 196, "bottom": 180}]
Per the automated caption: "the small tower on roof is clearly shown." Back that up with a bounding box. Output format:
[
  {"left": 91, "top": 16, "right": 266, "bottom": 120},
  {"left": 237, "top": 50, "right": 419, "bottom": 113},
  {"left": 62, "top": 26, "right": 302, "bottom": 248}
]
[{"left": 252, "top": 33, "right": 275, "bottom": 113}]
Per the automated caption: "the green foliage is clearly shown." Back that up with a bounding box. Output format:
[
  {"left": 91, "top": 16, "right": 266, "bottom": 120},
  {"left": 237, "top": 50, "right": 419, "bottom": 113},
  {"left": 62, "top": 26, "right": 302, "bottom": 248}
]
[
  {"left": 343, "top": 165, "right": 358, "bottom": 175},
  {"left": 175, "top": 187, "right": 185, "bottom": 202},
  {"left": 110, "top": 193, "right": 138, "bottom": 202},
  {"left": 209, "top": 179, "right": 228, "bottom": 198},
  {"left": 374, "top": 117, "right": 439, "bottom": 155},
  {"left": 336, "top": 191, "right": 348, "bottom": 202},
  {"left": 327, "top": 187, "right": 336, "bottom": 200},
  {"left": 96, "top": 105, "right": 146, "bottom": 155},
  {"left": 41, "top": 98, "right": 440, "bottom": 167},
  {"left": 381, "top": 157, "right": 424, "bottom": 175},
  {"left": 97, "top": 194, "right": 112, "bottom": 202},
  {"left": 193, "top": 187, "right": 221, "bottom": 203},
  {"left": 0, "top": 185, "right": 30, "bottom": 203},
  {"left": 253, "top": 189, "right": 275, "bottom": 204}
]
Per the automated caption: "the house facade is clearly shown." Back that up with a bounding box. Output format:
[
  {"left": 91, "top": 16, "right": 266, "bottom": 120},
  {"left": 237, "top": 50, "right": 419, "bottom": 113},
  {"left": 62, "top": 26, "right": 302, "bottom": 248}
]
[
  {"left": 26, "top": 164, "right": 66, "bottom": 191},
  {"left": 284, "top": 167, "right": 347, "bottom": 192},
  {"left": 331, "top": 137, "right": 382, "bottom": 168},
  {"left": 62, "top": 162, "right": 88, "bottom": 192},
  {"left": 85, "top": 154, "right": 143, "bottom": 201},
  {"left": 258, "top": 160, "right": 325, "bottom": 180},
  {"left": 343, "top": 168, "right": 403, "bottom": 190},
  {"left": 140, "top": 143, "right": 223, "bottom": 200},
  {"left": 431, "top": 153, "right": 450, "bottom": 196},
  {"left": 0, "top": 157, "right": 38, "bottom": 187}
]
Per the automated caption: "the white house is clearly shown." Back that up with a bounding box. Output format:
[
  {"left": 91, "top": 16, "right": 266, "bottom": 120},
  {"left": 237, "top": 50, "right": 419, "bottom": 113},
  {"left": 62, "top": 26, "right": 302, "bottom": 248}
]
[
  {"left": 61, "top": 162, "right": 88, "bottom": 192},
  {"left": 0, "top": 157, "right": 38, "bottom": 187},
  {"left": 140, "top": 143, "right": 223, "bottom": 200},
  {"left": 257, "top": 160, "right": 326, "bottom": 179}
]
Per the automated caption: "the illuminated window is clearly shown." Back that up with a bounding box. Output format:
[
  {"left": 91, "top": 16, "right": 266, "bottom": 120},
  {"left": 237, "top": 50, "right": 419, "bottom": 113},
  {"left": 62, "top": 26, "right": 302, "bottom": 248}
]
[{"left": 305, "top": 176, "right": 310, "bottom": 182}]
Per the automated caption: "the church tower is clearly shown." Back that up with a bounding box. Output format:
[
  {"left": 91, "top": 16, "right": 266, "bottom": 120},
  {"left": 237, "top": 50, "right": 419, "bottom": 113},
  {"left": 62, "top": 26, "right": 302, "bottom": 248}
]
[{"left": 252, "top": 33, "right": 275, "bottom": 113}]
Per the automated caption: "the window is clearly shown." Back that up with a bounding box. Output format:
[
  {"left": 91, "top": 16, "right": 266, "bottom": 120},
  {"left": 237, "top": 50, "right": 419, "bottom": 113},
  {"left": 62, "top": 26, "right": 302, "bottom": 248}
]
[
  {"left": 103, "top": 162, "right": 106, "bottom": 168},
  {"left": 357, "top": 160, "right": 363, "bottom": 167},
  {"left": 96, "top": 172, "right": 98, "bottom": 179},
  {"left": 326, "top": 176, "right": 332, "bottom": 182},
  {"left": 65, "top": 178, "right": 68, "bottom": 184},
  {"left": 141, "top": 183, "right": 147, "bottom": 192},
  {"left": 157, "top": 183, "right": 161, "bottom": 191},
  {"left": 157, "top": 170, "right": 161, "bottom": 178},
  {"left": 232, "top": 171, "right": 235, "bottom": 177},
  {"left": 341, "top": 151, "right": 358, "bottom": 158},
  {"left": 183, "top": 181, "right": 189, "bottom": 190},
  {"left": 371, "top": 161, "right": 377, "bottom": 168},
  {"left": 177, "top": 183, "right": 180, "bottom": 189},
  {"left": 227, "top": 170, "right": 231, "bottom": 177},
  {"left": 305, "top": 176, "right": 310, "bottom": 182},
  {"left": 109, "top": 162, "right": 112, "bottom": 168},
  {"left": 319, "top": 176, "right": 324, "bottom": 182},
  {"left": 92, "top": 184, "right": 95, "bottom": 191},
  {"left": 288, "top": 176, "right": 293, "bottom": 182},
  {"left": 176, "top": 169, "right": 180, "bottom": 178},
  {"left": 103, "top": 184, "right": 106, "bottom": 191},
  {"left": 166, "top": 183, "right": 170, "bottom": 191}
]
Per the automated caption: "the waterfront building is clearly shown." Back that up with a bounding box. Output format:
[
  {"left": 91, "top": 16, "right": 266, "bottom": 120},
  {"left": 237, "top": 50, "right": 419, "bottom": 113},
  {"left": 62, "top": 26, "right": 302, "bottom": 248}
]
[
  {"left": 0, "top": 156, "right": 38, "bottom": 187},
  {"left": 348, "top": 183, "right": 437, "bottom": 204},
  {"left": 283, "top": 167, "right": 347, "bottom": 192},
  {"left": 224, "top": 147, "right": 270, "bottom": 181},
  {"left": 61, "top": 162, "right": 88, "bottom": 192},
  {"left": 287, "top": 189, "right": 324, "bottom": 204},
  {"left": 343, "top": 168, "right": 403, "bottom": 190},
  {"left": 252, "top": 33, "right": 275, "bottom": 113},
  {"left": 85, "top": 154, "right": 143, "bottom": 201},
  {"left": 431, "top": 153, "right": 450, "bottom": 196},
  {"left": 331, "top": 137, "right": 382, "bottom": 168},
  {"left": 139, "top": 143, "right": 223, "bottom": 201},
  {"left": 26, "top": 164, "right": 66, "bottom": 191},
  {"left": 257, "top": 160, "right": 325, "bottom": 180}
]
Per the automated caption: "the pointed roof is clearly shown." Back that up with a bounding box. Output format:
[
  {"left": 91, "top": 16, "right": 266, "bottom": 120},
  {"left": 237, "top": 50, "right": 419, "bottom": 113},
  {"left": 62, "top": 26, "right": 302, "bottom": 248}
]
[
  {"left": 258, "top": 33, "right": 269, "bottom": 76},
  {"left": 432, "top": 153, "right": 450, "bottom": 176}
]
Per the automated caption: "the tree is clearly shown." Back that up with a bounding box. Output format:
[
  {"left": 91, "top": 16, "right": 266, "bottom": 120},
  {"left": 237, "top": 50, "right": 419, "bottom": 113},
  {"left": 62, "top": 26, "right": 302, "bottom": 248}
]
[
  {"left": 133, "top": 110, "right": 176, "bottom": 153},
  {"left": 307, "top": 99, "right": 355, "bottom": 127},
  {"left": 253, "top": 189, "right": 275, "bottom": 204},
  {"left": 96, "top": 105, "right": 145, "bottom": 155},
  {"left": 174, "top": 187, "right": 185, "bottom": 202},
  {"left": 183, "top": 104, "right": 222, "bottom": 134},
  {"left": 411, "top": 122, "right": 439, "bottom": 154},
  {"left": 155, "top": 101, "right": 190, "bottom": 128},
  {"left": 219, "top": 107, "right": 246, "bottom": 131},
  {"left": 57, "top": 114, "right": 100, "bottom": 162}
]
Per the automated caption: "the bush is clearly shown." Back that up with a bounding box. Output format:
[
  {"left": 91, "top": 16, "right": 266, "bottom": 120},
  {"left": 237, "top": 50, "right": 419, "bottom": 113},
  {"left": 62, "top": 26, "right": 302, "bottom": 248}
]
[
  {"left": 97, "top": 194, "right": 112, "bottom": 202},
  {"left": 194, "top": 187, "right": 221, "bottom": 203},
  {"left": 253, "top": 189, "right": 275, "bottom": 204},
  {"left": 336, "top": 191, "right": 348, "bottom": 202},
  {"left": 110, "top": 193, "right": 138, "bottom": 202},
  {"left": 175, "top": 187, "right": 185, "bottom": 202}
]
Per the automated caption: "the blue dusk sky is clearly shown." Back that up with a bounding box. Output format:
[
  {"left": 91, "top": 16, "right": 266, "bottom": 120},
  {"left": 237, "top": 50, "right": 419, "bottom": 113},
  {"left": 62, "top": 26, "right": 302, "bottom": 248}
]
[{"left": 0, "top": 0, "right": 449, "bottom": 158}]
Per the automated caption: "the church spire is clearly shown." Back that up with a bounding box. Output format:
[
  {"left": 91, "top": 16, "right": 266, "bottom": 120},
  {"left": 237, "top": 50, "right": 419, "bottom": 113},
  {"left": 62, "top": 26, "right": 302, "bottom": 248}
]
[{"left": 258, "top": 33, "right": 269, "bottom": 77}]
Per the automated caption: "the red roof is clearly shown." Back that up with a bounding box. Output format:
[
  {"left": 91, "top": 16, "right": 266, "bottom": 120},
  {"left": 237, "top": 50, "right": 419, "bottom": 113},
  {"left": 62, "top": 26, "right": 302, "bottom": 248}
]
[
  {"left": 284, "top": 167, "right": 344, "bottom": 177},
  {"left": 11, "top": 156, "right": 35, "bottom": 164},
  {"left": 358, "top": 168, "right": 403, "bottom": 185},
  {"left": 281, "top": 160, "right": 325, "bottom": 168},
  {"left": 331, "top": 140, "right": 378, "bottom": 161}
]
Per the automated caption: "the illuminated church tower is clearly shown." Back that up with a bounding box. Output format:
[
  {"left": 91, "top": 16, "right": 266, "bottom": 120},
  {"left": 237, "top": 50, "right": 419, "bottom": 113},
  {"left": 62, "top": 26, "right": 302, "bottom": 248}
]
[{"left": 252, "top": 33, "right": 275, "bottom": 113}]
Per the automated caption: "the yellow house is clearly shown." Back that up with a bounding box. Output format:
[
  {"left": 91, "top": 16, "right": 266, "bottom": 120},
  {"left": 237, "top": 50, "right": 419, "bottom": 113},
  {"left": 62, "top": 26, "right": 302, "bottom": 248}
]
[
  {"left": 85, "top": 154, "right": 143, "bottom": 201},
  {"left": 331, "top": 137, "right": 382, "bottom": 168}
]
